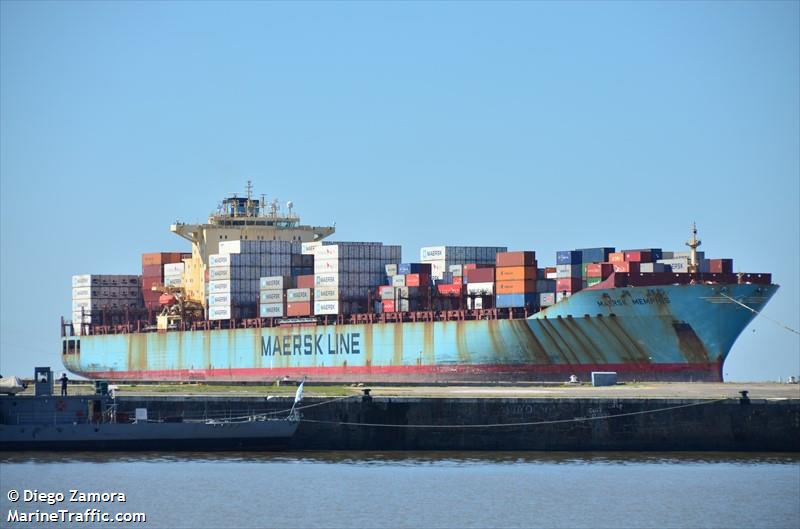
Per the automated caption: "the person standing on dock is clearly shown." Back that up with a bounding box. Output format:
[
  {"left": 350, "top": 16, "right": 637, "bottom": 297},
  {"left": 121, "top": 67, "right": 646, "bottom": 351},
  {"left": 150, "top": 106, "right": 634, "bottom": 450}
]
[{"left": 59, "top": 373, "right": 69, "bottom": 396}]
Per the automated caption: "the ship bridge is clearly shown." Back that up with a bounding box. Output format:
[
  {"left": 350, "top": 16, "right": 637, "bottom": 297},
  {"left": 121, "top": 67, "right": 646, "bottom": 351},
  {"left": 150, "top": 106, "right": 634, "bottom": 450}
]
[{"left": 170, "top": 182, "right": 334, "bottom": 304}]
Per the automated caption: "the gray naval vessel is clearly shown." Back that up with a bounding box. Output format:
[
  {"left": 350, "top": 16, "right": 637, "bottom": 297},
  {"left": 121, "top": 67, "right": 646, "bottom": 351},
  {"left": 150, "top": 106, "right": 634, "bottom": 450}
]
[{"left": 0, "top": 368, "right": 299, "bottom": 451}]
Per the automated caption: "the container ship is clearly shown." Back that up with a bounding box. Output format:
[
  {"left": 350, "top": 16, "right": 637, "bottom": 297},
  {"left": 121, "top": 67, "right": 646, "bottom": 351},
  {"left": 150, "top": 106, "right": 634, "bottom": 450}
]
[{"left": 61, "top": 184, "right": 778, "bottom": 383}]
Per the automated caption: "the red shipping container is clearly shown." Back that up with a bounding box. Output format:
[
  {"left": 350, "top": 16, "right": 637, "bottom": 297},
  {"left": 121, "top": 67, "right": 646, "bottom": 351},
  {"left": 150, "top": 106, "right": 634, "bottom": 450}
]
[
  {"left": 708, "top": 259, "right": 733, "bottom": 274},
  {"left": 382, "top": 300, "right": 396, "bottom": 313},
  {"left": 612, "top": 262, "right": 641, "bottom": 274},
  {"left": 287, "top": 302, "right": 312, "bottom": 317},
  {"left": 586, "top": 263, "right": 614, "bottom": 279},
  {"left": 405, "top": 274, "right": 430, "bottom": 287},
  {"left": 437, "top": 284, "right": 462, "bottom": 296},
  {"left": 462, "top": 263, "right": 494, "bottom": 271},
  {"left": 496, "top": 251, "right": 536, "bottom": 267},
  {"left": 623, "top": 250, "right": 652, "bottom": 263},
  {"left": 452, "top": 276, "right": 463, "bottom": 286},
  {"left": 545, "top": 266, "right": 557, "bottom": 275},
  {"left": 142, "top": 252, "right": 183, "bottom": 266},
  {"left": 465, "top": 268, "right": 495, "bottom": 283},
  {"left": 296, "top": 275, "right": 315, "bottom": 289},
  {"left": 556, "top": 277, "right": 582, "bottom": 292},
  {"left": 142, "top": 264, "right": 163, "bottom": 278},
  {"left": 142, "top": 277, "right": 161, "bottom": 290}
]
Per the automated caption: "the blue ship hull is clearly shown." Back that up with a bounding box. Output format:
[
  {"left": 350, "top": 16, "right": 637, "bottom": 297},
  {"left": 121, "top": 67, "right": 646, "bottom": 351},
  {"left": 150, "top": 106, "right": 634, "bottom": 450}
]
[{"left": 61, "top": 282, "right": 778, "bottom": 382}]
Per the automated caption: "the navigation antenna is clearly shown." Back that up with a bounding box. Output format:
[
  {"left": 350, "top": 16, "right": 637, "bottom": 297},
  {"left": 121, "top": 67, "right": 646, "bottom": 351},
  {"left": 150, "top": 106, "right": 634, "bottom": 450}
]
[
  {"left": 245, "top": 180, "right": 254, "bottom": 217},
  {"left": 685, "top": 222, "right": 702, "bottom": 273}
]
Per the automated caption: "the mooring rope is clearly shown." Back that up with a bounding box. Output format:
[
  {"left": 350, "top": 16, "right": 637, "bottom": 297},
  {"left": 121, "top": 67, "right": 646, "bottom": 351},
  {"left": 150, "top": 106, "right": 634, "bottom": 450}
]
[
  {"left": 719, "top": 293, "right": 799, "bottom": 336},
  {"left": 298, "top": 397, "right": 729, "bottom": 429}
]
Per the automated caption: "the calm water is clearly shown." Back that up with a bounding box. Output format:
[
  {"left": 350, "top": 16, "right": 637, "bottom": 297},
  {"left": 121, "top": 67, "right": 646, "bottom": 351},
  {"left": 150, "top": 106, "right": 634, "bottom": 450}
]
[{"left": 1, "top": 452, "right": 798, "bottom": 529}]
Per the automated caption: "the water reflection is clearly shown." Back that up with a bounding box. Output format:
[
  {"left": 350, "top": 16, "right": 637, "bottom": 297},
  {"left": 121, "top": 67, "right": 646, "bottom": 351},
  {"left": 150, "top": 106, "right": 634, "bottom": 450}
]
[{"left": 2, "top": 450, "right": 797, "bottom": 466}]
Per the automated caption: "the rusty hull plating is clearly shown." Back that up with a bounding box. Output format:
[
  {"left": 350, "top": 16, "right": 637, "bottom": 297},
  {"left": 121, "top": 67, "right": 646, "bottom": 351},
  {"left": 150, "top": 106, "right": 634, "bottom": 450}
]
[{"left": 61, "top": 282, "right": 778, "bottom": 383}]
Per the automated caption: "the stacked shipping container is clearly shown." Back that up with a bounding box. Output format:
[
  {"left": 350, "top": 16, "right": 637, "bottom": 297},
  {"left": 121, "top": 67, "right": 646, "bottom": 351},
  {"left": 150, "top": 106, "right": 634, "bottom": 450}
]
[
  {"left": 141, "top": 252, "right": 185, "bottom": 308},
  {"left": 313, "top": 242, "right": 401, "bottom": 315},
  {"left": 495, "top": 251, "right": 538, "bottom": 308},
  {"left": 71, "top": 274, "right": 142, "bottom": 333},
  {"left": 420, "top": 246, "right": 507, "bottom": 280}
]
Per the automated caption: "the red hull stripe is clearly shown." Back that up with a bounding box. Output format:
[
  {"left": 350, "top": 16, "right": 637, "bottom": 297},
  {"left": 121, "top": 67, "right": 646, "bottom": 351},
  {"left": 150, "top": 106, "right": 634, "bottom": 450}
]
[{"left": 79, "top": 362, "right": 721, "bottom": 381}]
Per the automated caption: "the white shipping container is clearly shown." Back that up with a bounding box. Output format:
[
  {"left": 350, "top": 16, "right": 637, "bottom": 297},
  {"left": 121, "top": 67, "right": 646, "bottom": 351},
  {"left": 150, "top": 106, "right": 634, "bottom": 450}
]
[
  {"left": 314, "top": 244, "right": 339, "bottom": 260},
  {"left": 208, "top": 293, "right": 231, "bottom": 306},
  {"left": 467, "top": 297, "right": 483, "bottom": 310},
  {"left": 72, "top": 287, "right": 98, "bottom": 300},
  {"left": 260, "top": 276, "right": 289, "bottom": 290},
  {"left": 420, "top": 246, "right": 446, "bottom": 262},
  {"left": 540, "top": 293, "right": 556, "bottom": 306},
  {"left": 314, "top": 258, "right": 339, "bottom": 274},
  {"left": 314, "top": 273, "right": 339, "bottom": 287},
  {"left": 164, "top": 277, "right": 182, "bottom": 287},
  {"left": 302, "top": 241, "right": 322, "bottom": 255},
  {"left": 466, "top": 282, "right": 494, "bottom": 295},
  {"left": 385, "top": 264, "right": 398, "bottom": 276},
  {"left": 657, "top": 258, "right": 689, "bottom": 272},
  {"left": 209, "top": 254, "right": 231, "bottom": 267},
  {"left": 430, "top": 260, "right": 447, "bottom": 280},
  {"left": 391, "top": 275, "right": 406, "bottom": 287},
  {"left": 208, "top": 305, "right": 233, "bottom": 320},
  {"left": 218, "top": 240, "right": 242, "bottom": 254},
  {"left": 287, "top": 288, "right": 311, "bottom": 302},
  {"left": 259, "top": 290, "right": 283, "bottom": 304},
  {"left": 556, "top": 292, "right": 571, "bottom": 302},
  {"left": 380, "top": 287, "right": 395, "bottom": 301},
  {"left": 208, "top": 280, "right": 232, "bottom": 294},
  {"left": 449, "top": 265, "right": 463, "bottom": 276},
  {"left": 209, "top": 268, "right": 231, "bottom": 281},
  {"left": 314, "top": 287, "right": 339, "bottom": 301},
  {"left": 314, "top": 300, "right": 339, "bottom": 315},
  {"left": 163, "top": 263, "right": 185, "bottom": 275},
  {"left": 545, "top": 272, "right": 558, "bottom": 280},
  {"left": 72, "top": 274, "right": 93, "bottom": 288},
  {"left": 260, "top": 303, "right": 284, "bottom": 318}
]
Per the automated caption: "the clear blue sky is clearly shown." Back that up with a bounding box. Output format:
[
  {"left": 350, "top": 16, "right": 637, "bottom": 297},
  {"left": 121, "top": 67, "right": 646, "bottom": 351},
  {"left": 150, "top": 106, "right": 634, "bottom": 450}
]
[{"left": 1, "top": 1, "right": 797, "bottom": 381}]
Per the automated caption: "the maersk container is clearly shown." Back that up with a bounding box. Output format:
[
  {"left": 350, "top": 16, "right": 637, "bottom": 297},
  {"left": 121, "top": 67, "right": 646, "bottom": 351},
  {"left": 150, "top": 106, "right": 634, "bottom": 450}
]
[
  {"left": 208, "top": 293, "right": 231, "bottom": 306},
  {"left": 259, "top": 303, "right": 284, "bottom": 318},
  {"left": 302, "top": 241, "right": 322, "bottom": 255},
  {"left": 164, "top": 277, "right": 182, "bottom": 287},
  {"left": 429, "top": 260, "right": 447, "bottom": 279},
  {"left": 209, "top": 268, "right": 231, "bottom": 281},
  {"left": 259, "top": 290, "right": 283, "bottom": 304},
  {"left": 72, "top": 287, "right": 99, "bottom": 300},
  {"left": 314, "top": 274, "right": 338, "bottom": 287},
  {"left": 495, "top": 293, "right": 538, "bottom": 308},
  {"left": 556, "top": 250, "right": 582, "bottom": 265},
  {"left": 385, "top": 264, "right": 398, "bottom": 276},
  {"left": 314, "top": 245, "right": 339, "bottom": 260},
  {"left": 314, "top": 287, "right": 339, "bottom": 301},
  {"left": 208, "top": 280, "right": 232, "bottom": 294},
  {"left": 314, "top": 300, "right": 339, "bottom": 315},
  {"left": 286, "top": 288, "right": 311, "bottom": 302}
]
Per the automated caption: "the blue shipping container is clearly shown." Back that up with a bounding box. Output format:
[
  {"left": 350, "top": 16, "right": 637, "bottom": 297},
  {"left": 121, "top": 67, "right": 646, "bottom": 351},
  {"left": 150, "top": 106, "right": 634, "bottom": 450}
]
[
  {"left": 578, "top": 247, "right": 615, "bottom": 263},
  {"left": 556, "top": 251, "right": 582, "bottom": 265},
  {"left": 496, "top": 293, "right": 539, "bottom": 308},
  {"left": 398, "top": 263, "right": 432, "bottom": 275}
]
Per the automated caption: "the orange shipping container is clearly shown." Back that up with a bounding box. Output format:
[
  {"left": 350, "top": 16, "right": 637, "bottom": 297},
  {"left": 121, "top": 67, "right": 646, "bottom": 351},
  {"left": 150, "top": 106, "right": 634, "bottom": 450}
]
[
  {"left": 608, "top": 252, "right": 626, "bottom": 264},
  {"left": 287, "top": 302, "right": 312, "bottom": 317},
  {"left": 495, "top": 251, "right": 536, "bottom": 267},
  {"left": 495, "top": 279, "right": 537, "bottom": 294},
  {"left": 495, "top": 266, "right": 537, "bottom": 281}
]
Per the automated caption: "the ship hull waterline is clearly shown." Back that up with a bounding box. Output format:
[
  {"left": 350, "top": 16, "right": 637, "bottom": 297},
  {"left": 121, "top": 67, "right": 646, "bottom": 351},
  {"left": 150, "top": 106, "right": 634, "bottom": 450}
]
[{"left": 62, "top": 283, "right": 778, "bottom": 383}]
